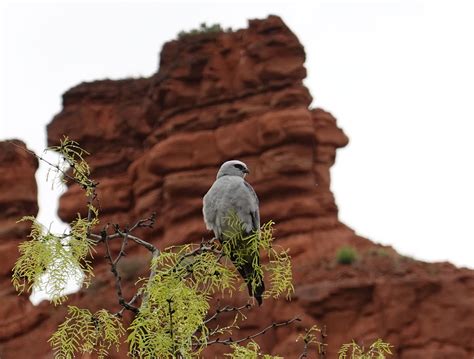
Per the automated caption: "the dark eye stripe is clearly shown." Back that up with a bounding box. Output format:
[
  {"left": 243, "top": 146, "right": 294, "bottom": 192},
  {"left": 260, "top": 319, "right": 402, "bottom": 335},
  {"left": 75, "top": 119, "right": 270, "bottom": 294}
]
[{"left": 234, "top": 164, "right": 245, "bottom": 170}]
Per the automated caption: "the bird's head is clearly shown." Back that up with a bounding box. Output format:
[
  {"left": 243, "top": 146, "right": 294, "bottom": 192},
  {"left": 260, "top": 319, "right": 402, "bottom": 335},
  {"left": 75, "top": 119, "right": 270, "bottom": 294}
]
[{"left": 216, "top": 160, "right": 250, "bottom": 179}]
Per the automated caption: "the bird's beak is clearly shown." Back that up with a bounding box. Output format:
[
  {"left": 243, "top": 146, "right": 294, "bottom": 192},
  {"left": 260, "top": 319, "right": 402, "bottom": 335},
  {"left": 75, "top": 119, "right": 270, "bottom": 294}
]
[{"left": 243, "top": 168, "right": 250, "bottom": 174}]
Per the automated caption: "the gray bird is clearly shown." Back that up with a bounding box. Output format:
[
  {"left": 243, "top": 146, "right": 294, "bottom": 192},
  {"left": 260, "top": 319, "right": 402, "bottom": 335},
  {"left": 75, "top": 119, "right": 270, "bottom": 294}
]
[{"left": 203, "top": 160, "right": 265, "bottom": 305}]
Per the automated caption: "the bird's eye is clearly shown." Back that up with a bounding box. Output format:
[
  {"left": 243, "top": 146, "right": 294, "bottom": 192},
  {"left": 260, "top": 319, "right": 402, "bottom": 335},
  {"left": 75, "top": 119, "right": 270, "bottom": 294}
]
[{"left": 234, "top": 164, "right": 245, "bottom": 170}]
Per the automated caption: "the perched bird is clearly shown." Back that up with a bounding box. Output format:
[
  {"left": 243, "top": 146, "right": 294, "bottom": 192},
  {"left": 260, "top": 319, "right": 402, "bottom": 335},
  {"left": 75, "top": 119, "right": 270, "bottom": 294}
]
[{"left": 203, "top": 160, "right": 265, "bottom": 305}]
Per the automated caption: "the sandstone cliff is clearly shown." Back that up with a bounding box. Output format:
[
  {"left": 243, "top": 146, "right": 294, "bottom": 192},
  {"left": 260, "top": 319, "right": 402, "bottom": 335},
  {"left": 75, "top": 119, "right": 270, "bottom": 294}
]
[
  {"left": 1, "top": 16, "right": 473, "bottom": 358},
  {"left": 0, "top": 140, "right": 45, "bottom": 355}
]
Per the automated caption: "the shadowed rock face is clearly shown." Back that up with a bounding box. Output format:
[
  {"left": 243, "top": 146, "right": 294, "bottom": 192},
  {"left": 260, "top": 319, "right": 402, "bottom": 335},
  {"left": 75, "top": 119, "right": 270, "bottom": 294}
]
[
  {"left": 0, "top": 140, "right": 46, "bottom": 351},
  {"left": 1, "top": 15, "right": 474, "bottom": 358}
]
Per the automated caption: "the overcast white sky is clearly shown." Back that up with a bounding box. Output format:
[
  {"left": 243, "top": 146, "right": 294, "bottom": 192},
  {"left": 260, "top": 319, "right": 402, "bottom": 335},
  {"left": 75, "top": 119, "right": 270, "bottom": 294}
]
[{"left": 1, "top": 0, "right": 473, "bottom": 271}]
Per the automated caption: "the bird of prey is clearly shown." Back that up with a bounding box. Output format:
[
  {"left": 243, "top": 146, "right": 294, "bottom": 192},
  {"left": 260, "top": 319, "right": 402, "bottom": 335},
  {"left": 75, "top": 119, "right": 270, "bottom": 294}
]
[{"left": 203, "top": 160, "right": 265, "bottom": 305}]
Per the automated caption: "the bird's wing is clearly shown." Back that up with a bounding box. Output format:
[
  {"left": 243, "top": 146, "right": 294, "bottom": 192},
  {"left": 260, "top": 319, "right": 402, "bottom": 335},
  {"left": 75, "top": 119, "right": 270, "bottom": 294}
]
[
  {"left": 203, "top": 177, "right": 260, "bottom": 237},
  {"left": 229, "top": 178, "right": 259, "bottom": 234},
  {"left": 203, "top": 181, "right": 220, "bottom": 234},
  {"left": 243, "top": 181, "right": 260, "bottom": 232}
]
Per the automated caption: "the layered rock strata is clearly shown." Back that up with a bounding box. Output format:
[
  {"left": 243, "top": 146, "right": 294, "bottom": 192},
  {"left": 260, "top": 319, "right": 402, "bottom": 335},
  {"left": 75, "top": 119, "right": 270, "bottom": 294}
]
[{"left": 1, "top": 16, "right": 473, "bottom": 358}]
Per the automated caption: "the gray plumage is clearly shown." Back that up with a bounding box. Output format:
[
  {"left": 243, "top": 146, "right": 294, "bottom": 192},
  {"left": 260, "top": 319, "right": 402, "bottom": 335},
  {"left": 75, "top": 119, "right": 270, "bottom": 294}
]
[{"left": 203, "top": 160, "right": 264, "bottom": 305}]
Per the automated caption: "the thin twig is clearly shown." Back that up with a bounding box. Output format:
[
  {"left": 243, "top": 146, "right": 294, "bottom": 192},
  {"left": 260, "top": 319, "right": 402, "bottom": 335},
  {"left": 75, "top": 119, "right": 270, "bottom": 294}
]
[
  {"left": 7, "top": 140, "right": 77, "bottom": 184},
  {"left": 204, "top": 303, "right": 252, "bottom": 325},
  {"left": 299, "top": 339, "right": 310, "bottom": 359},
  {"left": 113, "top": 230, "right": 129, "bottom": 266},
  {"left": 168, "top": 299, "right": 176, "bottom": 355},
  {"left": 115, "top": 292, "right": 141, "bottom": 317},
  {"left": 128, "top": 212, "right": 157, "bottom": 232},
  {"left": 298, "top": 324, "right": 328, "bottom": 359},
  {"left": 175, "top": 238, "right": 222, "bottom": 266},
  {"left": 320, "top": 325, "right": 327, "bottom": 359},
  {"left": 85, "top": 191, "right": 97, "bottom": 232},
  {"left": 7, "top": 139, "right": 96, "bottom": 189},
  {"left": 103, "top": 231, "right": 139, "bottom": 314},
  {"left": 205, "top": 317, "right": 301, "bottom": 346},
  {"left": 90, "top": 231, "right": 158, "bottom": 253}
]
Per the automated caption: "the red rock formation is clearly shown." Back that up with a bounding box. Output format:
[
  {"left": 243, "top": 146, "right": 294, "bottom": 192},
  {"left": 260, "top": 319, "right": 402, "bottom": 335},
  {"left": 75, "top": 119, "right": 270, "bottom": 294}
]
[
  {"left": 1, "top": 15, "right": 473, "bottom": 358},
  {"left": 0, "top": 140, "right": 47, "bottom": 355}
]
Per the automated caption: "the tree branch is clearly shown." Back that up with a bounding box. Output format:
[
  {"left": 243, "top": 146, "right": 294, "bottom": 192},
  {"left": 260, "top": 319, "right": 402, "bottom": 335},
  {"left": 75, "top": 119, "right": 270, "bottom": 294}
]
[
  {"left": 320, "top": 325, "right": 327, "bottom": 359},
  {"left": 204, "top": 303, "right": 252, "bottom": 325},
  {"left": 168, "top": 299, "right": 176, "bottom": 355},
  {"left": 103, "top": 230, "right": 139, "bottom": 314},
  {"left": 298, "top": 324, "right": 328, "bottom": 359},
  {"left": 113, "top": 230, "right": 129, "bottom": 266},
  {"left": 205, "top": 317, "right": 301, "bottom": 346}
]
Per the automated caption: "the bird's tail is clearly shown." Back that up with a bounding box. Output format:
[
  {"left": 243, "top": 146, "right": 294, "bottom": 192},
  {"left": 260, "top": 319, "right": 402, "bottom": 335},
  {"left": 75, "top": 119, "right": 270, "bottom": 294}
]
[
  {"left": 238, "top": 260, "right": 265, "bottom": 306},
  {"left": 220, "top": 235, "right": 265, "bottom": 305},
  {"left": 247, "top": 274, "right": 265, "bottom": 306}
]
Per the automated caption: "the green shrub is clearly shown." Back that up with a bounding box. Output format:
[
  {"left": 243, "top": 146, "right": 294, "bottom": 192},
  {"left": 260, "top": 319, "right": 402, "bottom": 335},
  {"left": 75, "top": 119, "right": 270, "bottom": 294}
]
[
  {"left": 336, "top": 246, "right": 358, "bottom": 265},
  {"left": 177, "top": 22, "right": 231, "bottom": 39}
]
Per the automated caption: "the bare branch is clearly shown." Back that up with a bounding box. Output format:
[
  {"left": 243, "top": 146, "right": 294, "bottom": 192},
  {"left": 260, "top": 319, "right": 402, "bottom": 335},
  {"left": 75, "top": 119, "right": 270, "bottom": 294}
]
[
  {"left": 103, "top": 230, "right": 139, "bottom": 314},
  {"left": 128, "top": 212, "right": 157, "bottom": 232},
  {"left": 204, "top": 303, "right": 252, "bottom": 325},
  {"left": 113, "top": 230, "right": 129, "bottom": 266},
  {"left": 91, "top": 216, "right": 160, "bottom": 312},
  {"left": 320, "top": 325, "right": 327, "bottom": 359},
  {"left": 205, "top": 317, "right": 301, "bottom": 346},
  {"left": 89, "top": 231, "right": 158, "bottom": 254},
  {"left": 115, "top": 292, "right": 141, "bottom": 317}
]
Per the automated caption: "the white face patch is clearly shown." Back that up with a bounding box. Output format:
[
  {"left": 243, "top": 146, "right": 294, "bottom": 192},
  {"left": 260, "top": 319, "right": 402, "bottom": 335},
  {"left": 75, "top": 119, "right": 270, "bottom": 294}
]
[{"left": 217, "top": 160, "right": 249, "bottom": 179}]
